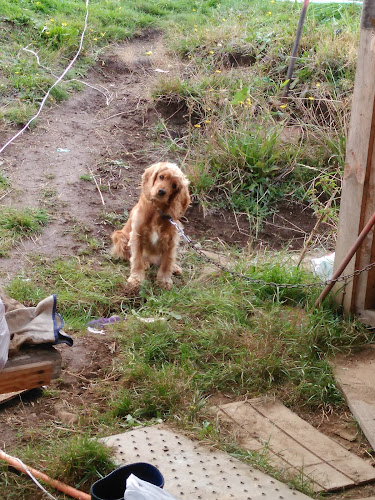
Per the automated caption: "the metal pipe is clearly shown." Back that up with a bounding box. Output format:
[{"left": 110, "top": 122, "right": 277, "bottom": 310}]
[
  {"left": 0, "top": 449, "right": 91, "bottom": 500},
  {"left": 281, "top": 0, "right": 309, "bottom": 102},
  {"left": 315, "top": 212, "right": 375, "bottom": 307}
]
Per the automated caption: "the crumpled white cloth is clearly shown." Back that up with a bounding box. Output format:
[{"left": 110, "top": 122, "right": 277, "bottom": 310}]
[{"left": 124, "top": 475, "right": 178, "bottom": 500}]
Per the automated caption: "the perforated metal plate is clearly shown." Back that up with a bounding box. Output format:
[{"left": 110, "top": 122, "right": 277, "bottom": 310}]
[{"left": 100, "top": 424, "right": 312, "bottom": 500}]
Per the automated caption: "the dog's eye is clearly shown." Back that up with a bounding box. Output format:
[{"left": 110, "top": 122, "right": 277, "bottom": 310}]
[
  {"left": 172, "top": 183, "right": 177, "bottom": 189},
  {"left": 159, "top": 175, "right": 164, "bottom": 180}
]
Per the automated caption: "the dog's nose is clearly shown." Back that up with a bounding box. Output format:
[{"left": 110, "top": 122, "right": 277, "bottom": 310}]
[{"left": 158, "top": 189, "right": 166, "bottom": 197}]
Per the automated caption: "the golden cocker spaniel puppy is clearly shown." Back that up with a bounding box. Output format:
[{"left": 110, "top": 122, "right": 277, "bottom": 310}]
[{"left": 111, "top": 162, "right": 191, "bottom": 289}]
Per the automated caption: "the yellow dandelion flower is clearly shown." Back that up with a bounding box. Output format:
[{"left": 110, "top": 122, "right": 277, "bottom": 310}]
[
  {"left": 308, "top": 96, "right": 314, "bottom": 100},
  {"left": 50, "top": 18, "right": 54, "bottom": 22},
  {"left": 61, "top": 22, "right": 67, "bottom": 26},
  {"left": 194, "top": 28, "right": 197, "bottom": 32},
  {"left": 15, "top": 71, "right": 19, "bottom": 74},
  {"left": 35, "top": 1, "right": 40, "bottom": 5},
  {"left": 209, "top": 50, "right": 214, "bottom": 54},
  {"left": 194, "top": 124, "right": 201, "bottom": 128},
  {"left": 192, "top": 8, "right": 196, "bottom": 11},
  {"left": 46, "top": 31, "right": 50, "bottom": 34},
  {"left": 205, "top": 119, "right": 211, "bottom": 124},
  {"left": 222, "top": 18, "right": 226, "bottom": 22},
  {"left": 267, "top": 11, "right": 272, "bottom": 15},
  {"left": 93, "top": 37, "right": 98, "bottom": 41},
  {"left": 146, "top": 51, "right": 152, "bottom": 56},
  {"left": 280, "top": 104, "right": 287, "bottom": 109},
  {"left": 101, "top": 32, "right": 105, "bottom": 37},
  {"left": 215, "top": 70, "right": 222, "bottom": 73},
  {"left": 271, "top": 0, "right": 275, "bottom": 3}
]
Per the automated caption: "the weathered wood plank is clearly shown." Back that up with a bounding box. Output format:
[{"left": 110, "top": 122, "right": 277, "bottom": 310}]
[
  {"left": 0, "top": 390, "right": 25, "bottom": 404},
  {"left": 0, "top": 346, "right": 62, "bottom": 395},
  {"left": 333, "top": 1, "right": 375, "bottom": 313},
  {"left": 0, "top": 362, "right": 53, "bottom": 393},
  {"left": 5, "top": 346, "right": 61, "bottom": 378},
  {"left": 333, "top": 346, "right": 375, "bottom": 452},
  {"left": 213, "top": 399, "right": 375, "bottom": 492}
]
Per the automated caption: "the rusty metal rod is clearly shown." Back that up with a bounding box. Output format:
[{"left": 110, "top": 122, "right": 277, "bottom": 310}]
[
  {"left": 0, "top": 449, "right": 91, "bottom": 500},
  {"left": 281, "top": 0, "right": 309, "bottom": 102},
  {"left": 315, "top": 211, "right": 375, "bottom": 307}
]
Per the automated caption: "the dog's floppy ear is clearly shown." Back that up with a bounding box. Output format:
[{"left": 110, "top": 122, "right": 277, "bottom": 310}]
[
  {"left": 141, "top": 163, "right": 160, "bottom": 193},
  {"left": 170, "top": 182, "right": 191, "bottom": 220}
]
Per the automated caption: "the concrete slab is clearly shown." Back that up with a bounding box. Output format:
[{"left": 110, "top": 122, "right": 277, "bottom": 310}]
[
  {"left": 100, "top": 424, "right": 313, "bottom": 500},
  {"left": 212, "top": 398, "right": 375, "bottom": 492}
]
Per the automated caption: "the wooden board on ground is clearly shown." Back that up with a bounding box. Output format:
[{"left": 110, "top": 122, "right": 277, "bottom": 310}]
[
  {"left": 212, "top": 398, "right": 375, "bottom": 492},
  {"left": 0, "top": 346, "right": 61, "bottom": 396},
  {"left": 332, "top": 345, "right": 375, "bottom": 452},
  {"left": 0, "top": 390, "right": 25, "bottom": 404}
]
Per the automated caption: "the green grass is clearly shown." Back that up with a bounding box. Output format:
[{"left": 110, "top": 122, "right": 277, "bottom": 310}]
[
  {"left": 0, "top": 0, "right": 208, "bottom": 125},
  {"left": 6, "top": 251, "right": 372, "bottom": 415},
  {"left": 150, "top": 0, "right": 359, "bottom": 220},
  {"left": 5, "top": 255, "right": 131, "bottom": 328},
  {"left": 0, "top": 207, "right": 49, "bottom": 257},
  {"left": 3, "top": 250, "right": 374, "bottom": 498},
  {"left": 0, "top": 0, "right": 359, "bottom": 223},
  {"left": 0, "top": 434, "right": 116, "bottom": 499}
]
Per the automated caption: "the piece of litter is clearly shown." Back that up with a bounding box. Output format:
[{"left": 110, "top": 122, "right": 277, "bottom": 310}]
[
  {"left": 311, "top": 252, "right": 335, "bottom": 280},
  {"left": 56, "top": 148, "right": 70, "bottom": 153},
  {"left": 86, "top": 315, "right": 126, "bottom": 327},
  {"left": 154, "top": 68, "right": 169, "bottom": 73},
  {"left": 135, "top": 317, "right": 166, "bottom": 323},
  {"left": 108, "top": 342, "right": 117, "bottom": 354},
  {"left": 87, "top": 327, "right": 105, "bottom": 335}
]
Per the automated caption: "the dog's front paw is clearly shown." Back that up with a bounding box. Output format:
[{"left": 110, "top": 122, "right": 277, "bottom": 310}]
[
  {"left": 127, "top": 275, "right": 142, "bottom": 288},
  {"left": 172, "top": 264, "right": 182, "bottom": 275},
  {"left": 157, "top": 276, "right": 173, "bottom": 290}
]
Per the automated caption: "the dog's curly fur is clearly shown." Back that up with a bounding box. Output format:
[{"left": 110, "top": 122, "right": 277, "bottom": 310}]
[{"left": 111, "top": 162, "right": 190, "bottom": 289}]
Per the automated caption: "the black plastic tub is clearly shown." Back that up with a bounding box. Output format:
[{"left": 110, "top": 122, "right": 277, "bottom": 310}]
[{"left": 91, "top": 462, "right": 164, "bottom": 500}]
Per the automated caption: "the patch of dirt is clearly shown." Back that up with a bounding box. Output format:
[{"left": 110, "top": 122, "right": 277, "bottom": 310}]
[
  {"left": 0, "top": 335, "right": 117, "bottom": 449},
  {"left": 0, "top": 31, "right": 328, "bottom": 281}
]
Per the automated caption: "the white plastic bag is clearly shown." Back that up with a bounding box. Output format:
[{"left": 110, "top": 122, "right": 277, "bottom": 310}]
[
  {"left": 311, "top": 252, "right": 335, "bottom": 281},
  {"left": 0, "top": 298, "right": 10, "bottom": 371},
  {"left": 124, "top": 474, "right": 178, "bottom": 500}
]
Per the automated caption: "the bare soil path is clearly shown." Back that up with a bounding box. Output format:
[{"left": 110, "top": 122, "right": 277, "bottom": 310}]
[{"left": 0, "top": 30, "right": 324, "bottom": 282}]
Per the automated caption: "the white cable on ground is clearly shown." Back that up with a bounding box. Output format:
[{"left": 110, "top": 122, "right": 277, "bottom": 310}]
[
  {"left": 0, "top": 0, "right": 90, "bottom": 155},
  {"left": 23, "top": 45, "right": 113, "bottom": 105},
  {"left": 15, "top": 458, "right": 58, "bottom": 500}
]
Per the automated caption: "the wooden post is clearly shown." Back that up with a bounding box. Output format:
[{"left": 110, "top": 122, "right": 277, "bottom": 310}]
[{"left": 333, "top": 1, "right": 375, "bottom": 324}]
